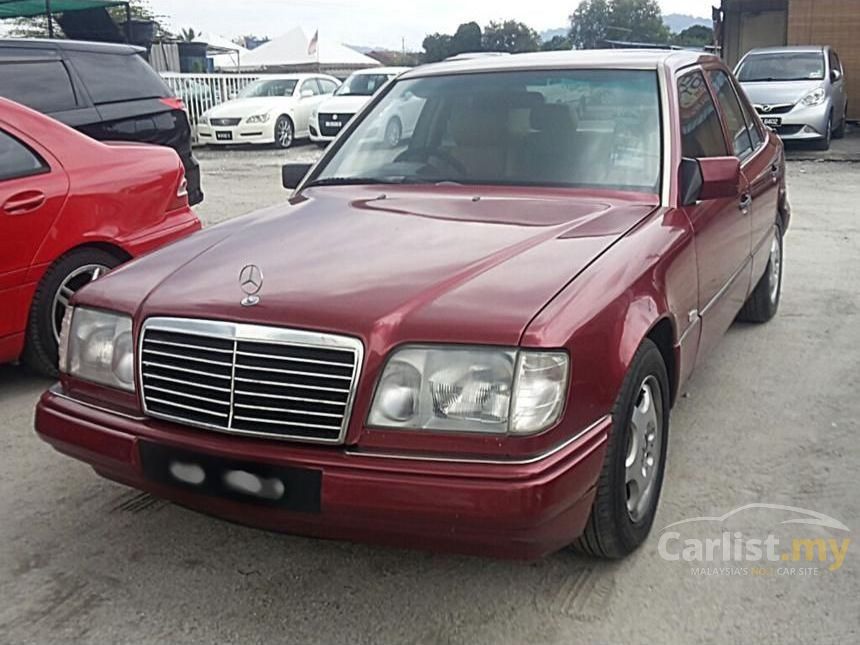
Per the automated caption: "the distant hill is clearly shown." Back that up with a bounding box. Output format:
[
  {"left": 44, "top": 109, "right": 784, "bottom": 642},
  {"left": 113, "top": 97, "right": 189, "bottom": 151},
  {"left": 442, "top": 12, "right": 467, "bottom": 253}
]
[{"left": 663, "top": 13, "right": 711, "bottom": 33}]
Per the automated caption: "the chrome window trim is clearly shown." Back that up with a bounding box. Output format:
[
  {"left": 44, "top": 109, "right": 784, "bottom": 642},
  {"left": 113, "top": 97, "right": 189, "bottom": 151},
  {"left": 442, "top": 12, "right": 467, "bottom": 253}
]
[{"left": 138, "top": 317, "right": 364, "bottom": 445}]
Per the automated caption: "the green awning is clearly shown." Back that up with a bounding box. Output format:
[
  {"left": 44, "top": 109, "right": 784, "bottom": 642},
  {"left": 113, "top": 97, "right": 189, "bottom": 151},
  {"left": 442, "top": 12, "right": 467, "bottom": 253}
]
[{"left": 0, "top": 0, "right": 126, "bottom": 19}]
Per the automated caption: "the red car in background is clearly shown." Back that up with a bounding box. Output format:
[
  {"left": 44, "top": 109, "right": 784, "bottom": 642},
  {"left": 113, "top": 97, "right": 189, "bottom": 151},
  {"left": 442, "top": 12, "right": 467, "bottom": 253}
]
[{"left": 0, "top": 99, "right": 200, "bottom": 376}]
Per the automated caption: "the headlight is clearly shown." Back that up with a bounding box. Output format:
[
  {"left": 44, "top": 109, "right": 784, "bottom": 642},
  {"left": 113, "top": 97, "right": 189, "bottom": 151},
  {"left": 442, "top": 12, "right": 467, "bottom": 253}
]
[
  {"left": 64, "top": 307, "right": 135, "bottom": 391},
  {"left": 245, "top": 112, "right": 271, "bottom": 124},
  {"left": 800, "top": 87, "right": 826, "bottom": 107},
  {"left": 200, "top": 114, "right": 210, "bottom": 125},
  {"left": 368, "top": 346, "right": 569, "bottom": 435}
]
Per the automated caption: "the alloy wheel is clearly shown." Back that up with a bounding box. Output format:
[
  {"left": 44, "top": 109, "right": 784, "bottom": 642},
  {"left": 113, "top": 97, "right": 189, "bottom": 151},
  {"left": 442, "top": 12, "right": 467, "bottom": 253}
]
[
  {"left": 276, "top": 117, "right": 294, "bottom": 148},
  {"left": 51, "top": 264, "right": 110, "bottom": 343},
  {"left": 768, "top": 229, "right": 782, "bottom": 305},
  {"left": 625, "top": 375, "right": 664, "bottom": 523}
]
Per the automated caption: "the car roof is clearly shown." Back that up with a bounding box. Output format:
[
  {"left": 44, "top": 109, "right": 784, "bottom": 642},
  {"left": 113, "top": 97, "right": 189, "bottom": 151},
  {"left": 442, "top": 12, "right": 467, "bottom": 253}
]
[
  {"left": 744, "top": 46, "right": 826, "bottom": 55},
  {"left": 0, "top": 37, "right": 143, "bottom": 55},
  {"left": 400, "top": 49, "right": 714, "bottom": 79},
  {"left": 349, "top": 66, "right": 411, "bottom": 75}
]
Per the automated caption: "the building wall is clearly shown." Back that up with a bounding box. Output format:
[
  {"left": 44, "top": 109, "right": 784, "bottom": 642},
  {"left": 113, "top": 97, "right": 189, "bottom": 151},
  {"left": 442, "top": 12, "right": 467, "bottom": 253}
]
[
  {"left": 722, "top": 0, "right": 788, "bottom": 68},
  {"left": 787, "top": 0, "right": 860, "bottom": 119}
]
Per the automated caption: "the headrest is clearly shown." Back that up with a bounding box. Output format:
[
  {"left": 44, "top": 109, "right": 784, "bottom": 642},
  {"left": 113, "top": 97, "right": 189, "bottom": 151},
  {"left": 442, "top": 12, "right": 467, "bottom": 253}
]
[
  {"left": 530, "top": 104, "right": 576, "bottom": 133},
  {"left": 448, "top": 99, "right": 508, "bottom": 146}
]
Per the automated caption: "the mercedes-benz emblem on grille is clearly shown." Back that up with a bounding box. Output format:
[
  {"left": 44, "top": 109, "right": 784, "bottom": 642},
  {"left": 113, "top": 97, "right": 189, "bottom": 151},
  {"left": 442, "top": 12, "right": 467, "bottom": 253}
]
[{"left": 239, "top": 264, "right": 263, "bottom": 307}]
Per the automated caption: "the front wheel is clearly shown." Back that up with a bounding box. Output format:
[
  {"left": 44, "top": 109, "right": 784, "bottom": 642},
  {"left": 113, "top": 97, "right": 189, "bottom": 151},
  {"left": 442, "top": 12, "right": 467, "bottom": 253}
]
[
  {"left": 738, "top": 221, "right": 784, "bottom": 323},
  {"left": 813, "top": 115, "right": 832, "bottom": 151},
  {"left": 22, "top": 247, "right": 121, "bottom": 377},
  {"left": 832, "top": 105, "right": 847, "bottom": 139},
  {"left": 384, "top": 118, "right": 403, "bottom": 147},
  {"left": 573, "top": 339, "right": 670, "bottom": 559},
  {"left": 274, "top": 115, "right": 294, "bottom": 149}
]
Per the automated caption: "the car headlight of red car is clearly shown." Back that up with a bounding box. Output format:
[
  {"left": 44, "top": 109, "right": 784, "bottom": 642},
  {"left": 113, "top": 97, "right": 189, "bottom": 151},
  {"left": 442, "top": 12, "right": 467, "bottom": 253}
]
[
  {"left": 61, "top": 307, "right": 135, "bottom": 392},
  {"left": 368, "top": 346, "right": 569, "bottom": 435}
]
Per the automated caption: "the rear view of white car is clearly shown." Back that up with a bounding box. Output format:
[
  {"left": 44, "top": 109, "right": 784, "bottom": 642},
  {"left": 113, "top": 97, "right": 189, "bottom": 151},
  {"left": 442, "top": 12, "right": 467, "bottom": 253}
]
[
  {"left": 310, "top": 67, "right": 410, "bottom": 145},
  {"left": 199, "top": 74, "right": 339, "bottom": 148}
]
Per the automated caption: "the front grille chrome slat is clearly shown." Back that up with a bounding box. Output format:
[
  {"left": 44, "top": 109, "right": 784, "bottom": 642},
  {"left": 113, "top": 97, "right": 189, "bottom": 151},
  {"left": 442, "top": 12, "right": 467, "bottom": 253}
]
[{"left": 140, "top": 318, "right": 363, "bottom": 444}]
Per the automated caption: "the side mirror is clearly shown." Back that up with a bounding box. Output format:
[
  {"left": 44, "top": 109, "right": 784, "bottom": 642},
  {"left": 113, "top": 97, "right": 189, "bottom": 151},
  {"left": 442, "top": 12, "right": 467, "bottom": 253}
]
[
  {"left": 831, "top": 69, "right": 843, "bottom": 83},
  {"left": 282, "top": 163, "right": 312, "bottom": 189},
  {"left": 300, "top": 89, "right": 315, "bottom": 98},
  {"left": 679, "top": 156, "right": 741, "bottom": 206}
]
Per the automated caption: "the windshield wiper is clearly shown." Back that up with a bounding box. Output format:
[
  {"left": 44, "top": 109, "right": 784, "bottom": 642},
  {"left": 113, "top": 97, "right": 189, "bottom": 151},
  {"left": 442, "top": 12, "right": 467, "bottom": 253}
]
[{"left": 303, "top": 176, "right": 403, "bottom": 188}]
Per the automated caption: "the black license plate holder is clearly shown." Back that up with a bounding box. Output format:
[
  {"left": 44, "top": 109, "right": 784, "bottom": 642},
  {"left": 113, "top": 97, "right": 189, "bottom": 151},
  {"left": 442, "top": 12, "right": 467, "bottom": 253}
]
[{"left": 140, "top": 441, "right": 321, "bottom": 512}]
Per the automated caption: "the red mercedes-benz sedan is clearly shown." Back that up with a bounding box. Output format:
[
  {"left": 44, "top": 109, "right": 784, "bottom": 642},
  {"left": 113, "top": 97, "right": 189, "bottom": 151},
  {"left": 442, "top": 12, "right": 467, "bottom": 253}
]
[
  {"left": 35, "top": 51, "right": 789, "bottom": 559},
  {"left": 0, "top": 99, "right": 200, "bottom": 376}
]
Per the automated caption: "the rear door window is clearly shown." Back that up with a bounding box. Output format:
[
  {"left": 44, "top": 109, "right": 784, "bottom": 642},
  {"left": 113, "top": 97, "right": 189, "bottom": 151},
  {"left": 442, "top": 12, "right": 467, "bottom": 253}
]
[
  {"left": 0, "top": 130, "right": 47, "bottom": 181},
  {"left": 0, "top": 61, "right": 78, "bottom": 113},
  {"left": 68, "top": 51, "right": 170, "bottom": 103},
  {"left": 708, "top": 69, "right": 754, "bottom": 159},
  {"left": 677, "top": 70, "right": 728, "bottom": 158}
]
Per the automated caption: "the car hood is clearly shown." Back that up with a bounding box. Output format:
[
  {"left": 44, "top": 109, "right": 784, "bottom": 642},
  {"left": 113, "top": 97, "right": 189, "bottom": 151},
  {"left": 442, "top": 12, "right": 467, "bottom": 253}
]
[
  {"left": 208, "top": 97, "right": 294, "bottom": 118},
  {"left": 316, "top": 95, "right": 371, "bottom": 115},
  {"left": 78, "top": 186, "right": 657, "bottom": 348},
  {"left": 739, "top": 80, "right": 823, "bottom": 106}
]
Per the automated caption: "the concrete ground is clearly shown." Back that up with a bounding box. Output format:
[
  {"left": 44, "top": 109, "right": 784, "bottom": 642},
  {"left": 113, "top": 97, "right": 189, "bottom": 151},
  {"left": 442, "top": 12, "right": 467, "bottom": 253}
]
[{"left": 1, "top": 145, "right": 858, "bottom": 644}]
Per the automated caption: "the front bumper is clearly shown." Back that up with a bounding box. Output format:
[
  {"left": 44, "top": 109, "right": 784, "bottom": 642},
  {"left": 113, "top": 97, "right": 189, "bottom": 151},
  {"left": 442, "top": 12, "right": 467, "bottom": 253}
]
[
  {"left": 764, "top": 102, "right": 831, "bottom": 141},
  {"left": 197, "top": 121, "right": 276, "bottom": 145},
  {"left": 35, "top": 386, "right": 609, "bottom": 559}
]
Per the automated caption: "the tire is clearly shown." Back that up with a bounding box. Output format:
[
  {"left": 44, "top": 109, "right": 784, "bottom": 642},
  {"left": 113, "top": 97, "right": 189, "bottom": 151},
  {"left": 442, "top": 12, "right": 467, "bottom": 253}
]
[
  {"left": 832, "top": 106, "right": 847, "bottom": 139},
  {"left": 738, "top": 221, "right": 784, "bottom": 324},
  {"left": 573, "top": 339, "right": 670, "bottom": 559},
  {"left": 22, "top": 247, "right": 121, "bottom": 377},
  {"left": 813, "top": 115, "right": 832, "bottom": 151},
  {"left": 384, "top": 117, "right": 402, "bottom": 147},
  {"left": 274, "top": 115, "right": 294, "bottom": 149}
]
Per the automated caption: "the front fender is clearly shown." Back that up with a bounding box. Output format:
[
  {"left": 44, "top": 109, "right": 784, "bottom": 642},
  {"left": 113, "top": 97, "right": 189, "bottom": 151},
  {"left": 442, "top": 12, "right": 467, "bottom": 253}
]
[{"left": 521, "top": 208, "right": 698, "bottom": 431}]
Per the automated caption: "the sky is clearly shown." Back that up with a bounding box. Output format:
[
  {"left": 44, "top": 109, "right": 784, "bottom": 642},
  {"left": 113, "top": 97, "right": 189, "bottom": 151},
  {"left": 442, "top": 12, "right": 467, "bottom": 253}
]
[{"left": 148, "top": 0, "right": 715, "bottom": 51}]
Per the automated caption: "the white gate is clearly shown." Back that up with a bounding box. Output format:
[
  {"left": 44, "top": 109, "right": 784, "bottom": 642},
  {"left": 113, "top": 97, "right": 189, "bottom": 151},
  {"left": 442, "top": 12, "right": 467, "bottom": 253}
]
[{"left": 160, "top": 73, "right": 264, "bottom": 127}]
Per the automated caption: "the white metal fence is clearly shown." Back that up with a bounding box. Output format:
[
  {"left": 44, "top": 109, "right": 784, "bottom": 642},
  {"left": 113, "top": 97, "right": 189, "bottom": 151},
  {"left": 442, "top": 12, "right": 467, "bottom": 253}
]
[{"left": 160, "top": 73, "right": 264, "bottom": 127}]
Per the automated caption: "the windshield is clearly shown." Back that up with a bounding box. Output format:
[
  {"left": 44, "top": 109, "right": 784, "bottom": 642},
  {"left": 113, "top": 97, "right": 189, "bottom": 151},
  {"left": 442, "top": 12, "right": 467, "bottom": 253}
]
[
  {"left": 335, "top": 73, "right": 396, "bottom": 96},
  {"left": 737, "top": 52, "right": 825, "bottom": 82},
  {"left": 238, "top": 79, "right": 298, "bottom": 98},
  {"left": 314, "top": 69, "right": 662, "bottom": 193}
]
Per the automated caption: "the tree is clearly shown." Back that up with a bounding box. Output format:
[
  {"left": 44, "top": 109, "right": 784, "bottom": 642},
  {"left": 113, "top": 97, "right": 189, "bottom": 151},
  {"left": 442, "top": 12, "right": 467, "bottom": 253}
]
[
  {"left": 672, "top": 24, "right": 714, "bottom": 48},
  {"left": 482, "top": 20, "right": 541, "bottom": 54},
  {"left": 569, "top": 0, "right": 671, "bottom": 49},
  {"left": 421, "top": 32, "right": 454, "bottom": 63},
  {"left": 541, "top": 35, "right": 572, "bottom": 51},
  {"left": 569, "top": 0, "right": 611, "bottom": 50},
  {"left": 452, "top": 22, "right": 482, "bottom": 55},
  {"left": 180, "top": 27, "right": 198, "bottom": 42}
]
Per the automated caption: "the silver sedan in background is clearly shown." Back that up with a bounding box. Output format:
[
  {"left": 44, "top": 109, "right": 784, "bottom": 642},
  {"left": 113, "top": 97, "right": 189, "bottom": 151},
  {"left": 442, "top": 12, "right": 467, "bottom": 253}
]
[{"left": 736, "top": 45, "right": 848, "bottom": 151}]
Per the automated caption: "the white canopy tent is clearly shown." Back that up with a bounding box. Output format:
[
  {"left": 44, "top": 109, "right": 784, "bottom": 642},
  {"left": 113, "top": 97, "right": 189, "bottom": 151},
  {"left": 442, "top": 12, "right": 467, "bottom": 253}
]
[{"left": 237, "top": 27, "right": 380, "bottom": 77}]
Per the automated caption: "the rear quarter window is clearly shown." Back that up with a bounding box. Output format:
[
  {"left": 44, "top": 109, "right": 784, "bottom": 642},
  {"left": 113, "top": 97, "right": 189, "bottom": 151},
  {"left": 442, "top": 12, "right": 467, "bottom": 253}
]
[
  {"left": 0, "top": 130, "right": 48, "bottom": 181},
  {"left": 0, "top": 60, "right": 78, "bottom": 112},
  {"left": 68, "top": 51, "right": 170, "bottom": 103}
]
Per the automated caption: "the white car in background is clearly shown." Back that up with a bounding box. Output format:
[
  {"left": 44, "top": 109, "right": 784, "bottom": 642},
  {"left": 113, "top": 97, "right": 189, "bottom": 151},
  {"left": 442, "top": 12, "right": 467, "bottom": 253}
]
[
  {"left": 310, "top": 67, "right": 411, "bottom": 146},
  {"left": 198, "top": 74, "right": 339, "bottom": 148}
]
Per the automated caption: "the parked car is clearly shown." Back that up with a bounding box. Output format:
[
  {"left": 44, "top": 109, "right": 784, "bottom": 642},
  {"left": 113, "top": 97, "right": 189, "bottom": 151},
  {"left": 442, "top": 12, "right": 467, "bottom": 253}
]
[
  {"left": 0, "top": 38, "right": 203, "bottom": 205},
  {"left": 0, "top": 99, "right": 200, "bottom": 376},
  {"left": 36, "top": 51, "right": 789, "bottom": 560},
  {"left": 736, "top": 45, "right": 848, "bottom": 151},
  {"left": 197, "top": 74, "right": 340, "bottom": 148},
  {"left": 309, "top": 67, "right": 409, "bottom": 145}
]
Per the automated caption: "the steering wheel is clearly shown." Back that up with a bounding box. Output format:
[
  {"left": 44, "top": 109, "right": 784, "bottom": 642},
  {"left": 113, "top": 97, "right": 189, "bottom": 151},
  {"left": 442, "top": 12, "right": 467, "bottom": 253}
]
[{"left": 396, "top": 147, "right": 468, "bottom": 176}]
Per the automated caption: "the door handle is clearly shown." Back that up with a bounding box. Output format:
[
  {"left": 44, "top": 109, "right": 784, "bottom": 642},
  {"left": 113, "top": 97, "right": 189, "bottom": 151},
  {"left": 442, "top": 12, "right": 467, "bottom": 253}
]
[
  {"left": 739, "top": 193, "right": 752, "bottom": 213},
  {"left": 2, "top": 191, "right": 46, "bottom": 215},
  {"left": 770, "top": 164, "right": 780, "bottom": 181}
]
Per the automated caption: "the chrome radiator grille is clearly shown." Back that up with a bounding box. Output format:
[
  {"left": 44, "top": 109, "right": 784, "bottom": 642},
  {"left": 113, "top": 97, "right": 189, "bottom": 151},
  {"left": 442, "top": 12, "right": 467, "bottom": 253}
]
[{"left": 139, "top": 318, "right": 362, "bottom": 443}]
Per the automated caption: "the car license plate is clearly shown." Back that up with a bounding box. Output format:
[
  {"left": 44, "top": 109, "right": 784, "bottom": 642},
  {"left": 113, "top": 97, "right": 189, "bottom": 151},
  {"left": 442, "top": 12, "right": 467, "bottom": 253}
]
[
  {"left": 139, "top": 441, "right": 321, "bottom": 512},
  {"left": 215, "top": 131, "right": 233, "bottom": 141},
  {"left": 761, "top": 117, "right": 782, "bottom": 129},
  {"left": 324, "top": 121, "right": 342, "bottom": 129}
]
